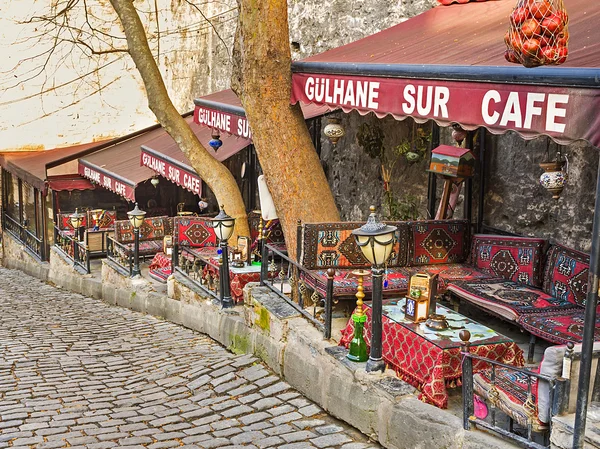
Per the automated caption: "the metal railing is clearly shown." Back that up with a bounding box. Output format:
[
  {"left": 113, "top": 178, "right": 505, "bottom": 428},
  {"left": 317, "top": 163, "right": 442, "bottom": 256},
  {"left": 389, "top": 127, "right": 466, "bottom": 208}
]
[
  {"left": 5, "top": 214, "right": 45, "bottom": 261},
  {"left": 174, "top": 246, "right": 222, "bottom": 301},
  {"left": 106, "top": 236, "right": 134, "bottom": 276},
  {"left": 461, "top": 340, "right": 571, "bottom": 449},
  {"left": 53, "top": 226, "right": 91, "bottom": 274},
  {"left": 260, "top": 242, "right": 334, "bottom": 339}
]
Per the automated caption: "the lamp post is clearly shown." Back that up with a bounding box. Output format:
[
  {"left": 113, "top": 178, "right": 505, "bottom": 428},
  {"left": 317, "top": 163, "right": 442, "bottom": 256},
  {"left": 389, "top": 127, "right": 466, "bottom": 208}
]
[
  {"left": 352, "top": 206, "right": 397, "bottom": 373},
  {"left": 212, "top": 205, "right": 236, "bottom": 308},
  {"left": 127, "top": 203, "right": 146, "bottom": 277},
  {"left": 69, "top": 208, "right": 85, "bottom": 241}
]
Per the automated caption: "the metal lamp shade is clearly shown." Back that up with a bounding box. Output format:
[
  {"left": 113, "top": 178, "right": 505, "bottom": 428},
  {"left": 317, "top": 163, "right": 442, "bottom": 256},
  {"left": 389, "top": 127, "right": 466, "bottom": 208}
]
[
  {"left": 127, "top": 203, "right": 147, "bottom": 229},
  {"left": 212, "top": 206, "right": 235, "bottom": 242},
  {"left": 69, "top": 208, "right": 85, "bottom": 229},
  {"left": 352, "top": 206, "right": 397, "bottom": 267}
]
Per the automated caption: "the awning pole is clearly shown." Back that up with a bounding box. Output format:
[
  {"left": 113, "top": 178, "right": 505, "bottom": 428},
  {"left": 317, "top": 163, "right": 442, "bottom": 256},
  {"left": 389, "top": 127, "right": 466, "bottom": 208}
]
[
  {"left": 573, "top": 153, "right": 600, "bottom": 448},
  {"left": 477, "top": 128, "right": 486, "bottom": 233},
  {"left": 427, "top": 122, "right": 440, "bottom": 219}
]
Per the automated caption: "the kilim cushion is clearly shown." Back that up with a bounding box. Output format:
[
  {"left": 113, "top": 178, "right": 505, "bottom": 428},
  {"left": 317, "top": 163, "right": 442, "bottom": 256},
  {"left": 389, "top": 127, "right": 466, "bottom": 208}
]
[
  {"left": 302, "top": 267, "right": 410, "bottom": 298},
  {"left": 114, "top": 216, "right": 170, "bottom": 244},
  {"left": 56, "top": 212, "right": 88, "bottom": 231},
  {"left": 407, "top": 220, "right": 470, "bottom": 266},
  {"left": 517, "top": 309, "right": 600, "bottom": 345},
  {"left": 469, "top": 234, "right": 547, "bottom": 287},
  {"left": 474, "top": 368, "right": 547, "bottom": 430},
  {"left": 87, "top": 210, "right": 117, "bottom": 230},
  {"left": 408, "top": 264, "right": 493, "bottom": 292},
  {"left": 174, "top": 216, "right": 217, "bottom": 248},
  {"left": 447, "top": 278, "right": 580, "bottom": 322},
  {"left": 300, "top": 222, "right": 410, "bottom": 270},
  {"left": 248, "top": 212, "right": 285, "bottom": 245},
  {"left": 542, "top": 243, "right": 590, "bottom": 307}
]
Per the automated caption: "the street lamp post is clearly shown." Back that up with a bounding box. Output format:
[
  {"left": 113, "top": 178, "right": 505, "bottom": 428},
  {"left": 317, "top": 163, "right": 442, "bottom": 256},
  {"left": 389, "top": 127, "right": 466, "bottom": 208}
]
[
  {"left": 69, "top": 208, "right": 85, "bottom": 241},
  {"left": 212, "top": 205, "right": 236, "bottom": 308},
  {"left": 352, "top": 206, "right": 397, "bottom": 373},
  {"left": 127, "top": 203, "right": 146, "bottom": 277}
]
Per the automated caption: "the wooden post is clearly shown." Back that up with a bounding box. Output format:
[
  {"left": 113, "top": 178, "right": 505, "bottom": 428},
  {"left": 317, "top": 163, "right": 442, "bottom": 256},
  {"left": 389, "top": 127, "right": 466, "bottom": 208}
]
[{"left": 460, "top": 330, "right": 473, "bottom": 430}]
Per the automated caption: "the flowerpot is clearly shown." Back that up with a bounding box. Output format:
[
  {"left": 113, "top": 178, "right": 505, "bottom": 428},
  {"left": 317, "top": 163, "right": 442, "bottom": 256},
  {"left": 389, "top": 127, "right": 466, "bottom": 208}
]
[{"left": 539, "top": 161, "right": 567, "bottom": 199}]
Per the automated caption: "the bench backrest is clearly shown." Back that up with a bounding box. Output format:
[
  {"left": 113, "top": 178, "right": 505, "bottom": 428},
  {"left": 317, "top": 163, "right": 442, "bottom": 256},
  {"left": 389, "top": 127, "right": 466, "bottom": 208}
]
[
  {"left": 173, "top": 216, "right": 217, "bottom": 248},
  {"left": 56, "top": 212, "right": 88, "bottom": 231},
  {"left": 405, "top": 219, "right": 470, "bottom": 266},
  {"left": 542, "top": 243, "right": 590, "bottom": 307},
  {"left": 114, "top": 216, "right": 172, "bottom": 244},
  {"left": 469, "top": 234, "right": 547, "bottom": 287}
]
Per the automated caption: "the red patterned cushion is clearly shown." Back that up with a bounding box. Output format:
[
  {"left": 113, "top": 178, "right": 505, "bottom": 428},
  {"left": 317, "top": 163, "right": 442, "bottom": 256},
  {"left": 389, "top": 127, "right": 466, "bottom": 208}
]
[
  {"left": 56, "top": 212, "right": 88, "bottom": 231},
  {"left": 407, "top": 220, "right": 470, "bottom": 266},
  {"left": 543, "top": 244, "right": 590, "bottom": 307},
  {"left": 448, "top": 278, "right": 580, "bottom": 321},
  {"left": 300, "top": 222, "right": 410, "bottom": 270},
  {"left": 474, "top": 368, "right": 547, "bottom": 430},
  {"left": 174, "top": 216, "right": 217, "bottom": 248},
  {"left": 410, "top": 264, "right": 493, "bottom": 292},
  {"left": 87, "top": 210, "right": 117, "bottom": 230},
  {"left": 302, "top": 267, "right": 409, "bottom": 298},
  {"left": 518, "top": 309, "right": 600, "bottom": 345},
  {"left": 470, "top": 234, "right": 547, "bottom": 287},
  {"left": 248, "top": 212, "right": 285, "bottom": 244},
  {"left": 114, "top": 216, "right": 170, "bottom": 244}
]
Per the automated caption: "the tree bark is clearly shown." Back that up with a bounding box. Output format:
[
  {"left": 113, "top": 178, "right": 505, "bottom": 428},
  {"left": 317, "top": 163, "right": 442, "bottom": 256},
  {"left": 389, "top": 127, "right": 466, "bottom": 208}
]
[
  {"left": 233, "top": 0, "right": 340, "bottom": 260},
  {"left": 109, "top": 0, "right": 250, "bottom": 238}
]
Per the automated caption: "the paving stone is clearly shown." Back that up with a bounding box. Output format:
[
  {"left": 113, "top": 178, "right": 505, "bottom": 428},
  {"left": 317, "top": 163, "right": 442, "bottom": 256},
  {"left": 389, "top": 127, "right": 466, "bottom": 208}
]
[{"left": 0, "top": 268, "right": 381, "bottom": 449}]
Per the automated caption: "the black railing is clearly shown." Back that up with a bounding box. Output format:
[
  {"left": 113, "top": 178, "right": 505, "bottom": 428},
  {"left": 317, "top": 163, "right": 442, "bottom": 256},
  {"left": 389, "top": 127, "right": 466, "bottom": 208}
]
[
  {"left": 106, "top": 236, "right": 134, "bottom": 276},
  {"left": 260, "top": 242, "right": 334, "bottom": 339},
  {"left": 461, "top": 338, "right": 572, "bottom": 449},
  {"left": 53, "top": 226, "right": 91, "bottom": 274},
  {"left": 175, "top": 246, "right": 222, "bottom": 301},
  {"left": 5, "top": 214, "right": 45, "bottom": 261}
]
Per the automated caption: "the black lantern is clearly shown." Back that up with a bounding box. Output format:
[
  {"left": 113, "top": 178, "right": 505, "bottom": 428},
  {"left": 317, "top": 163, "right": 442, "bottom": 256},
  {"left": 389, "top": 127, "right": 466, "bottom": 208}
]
[
  {"left": 212, "top": 205, "right": 235, "bottom": 308},
  {"left": 69, "top": 208, "right": 85, "bottom": 241},
  {"left": 352, "top": 206, "right": 397, "bottom": 373},
  {"left": 127, "top": 203, "right": 146, "bottom": 277}
]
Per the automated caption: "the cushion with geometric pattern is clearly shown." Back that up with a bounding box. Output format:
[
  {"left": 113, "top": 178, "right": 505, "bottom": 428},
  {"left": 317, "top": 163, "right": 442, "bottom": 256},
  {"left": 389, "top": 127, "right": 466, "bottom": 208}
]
[{"left": 542, "top": 243, "right": 590, "bottom": 307}]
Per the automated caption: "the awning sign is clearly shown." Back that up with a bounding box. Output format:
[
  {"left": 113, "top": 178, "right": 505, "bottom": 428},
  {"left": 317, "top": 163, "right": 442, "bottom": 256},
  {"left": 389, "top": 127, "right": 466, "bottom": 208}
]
[
  {"left": 292, "top": 73, "right": 600, "bottom": 146},
  {"left": 141, "top": 148, "right": 202, "bottom": 196},
  {"left": 78, "top": 161, "right": 136, "bottom": 202},
  {"left": 193, "top": 106, "right": 252, "bottom": 140}
]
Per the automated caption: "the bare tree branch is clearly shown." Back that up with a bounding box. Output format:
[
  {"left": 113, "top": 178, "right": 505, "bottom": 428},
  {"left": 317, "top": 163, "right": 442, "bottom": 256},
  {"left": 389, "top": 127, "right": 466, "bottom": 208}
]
[{"left": 181, "top": 0, "right": 231, "bottom": 60}]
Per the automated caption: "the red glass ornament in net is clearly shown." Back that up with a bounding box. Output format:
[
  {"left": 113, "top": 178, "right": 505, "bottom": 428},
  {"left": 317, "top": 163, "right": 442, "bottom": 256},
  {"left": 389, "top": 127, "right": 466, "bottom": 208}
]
[
  {"left": 505, "top": 0, "right": 569, "bottom": 67},
  {"left": 437, "top": 0, "right": 488, "bottom": 4}
]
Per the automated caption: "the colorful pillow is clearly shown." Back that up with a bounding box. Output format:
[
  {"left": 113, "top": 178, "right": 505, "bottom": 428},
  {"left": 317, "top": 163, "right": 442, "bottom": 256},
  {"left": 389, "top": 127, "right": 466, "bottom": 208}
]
[
  {"left": 542, "top": 243, "right": 590, "bottom": 306},
  {"left": 87, "top": 210, "right": 117, "bottom": 230},
  {"left": 114, "top": 216, "right": 170, "bottom": 244},
  {"left": 407, "top": 220, "right": 469, "bottom": 266},
  {"left": 300, "top": 222, "right": 410, "bottom": 270},
  {"left": 469, "top": 234, "right": 547, "bottom": 287},
  {"left": 248, "top": 212, "right": 285, "bottom": 244},
  {"left": 56, "top": 212, "right": 88, "bottom": 231},
  {"left": 174, "top": 216, "right": 217, "bottom": 248}
]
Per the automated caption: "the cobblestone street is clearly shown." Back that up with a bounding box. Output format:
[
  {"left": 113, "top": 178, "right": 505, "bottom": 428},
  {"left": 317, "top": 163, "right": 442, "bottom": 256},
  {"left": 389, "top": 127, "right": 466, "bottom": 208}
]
[{"left": 0, "top": 268, "right": 380, "bottom": 449}]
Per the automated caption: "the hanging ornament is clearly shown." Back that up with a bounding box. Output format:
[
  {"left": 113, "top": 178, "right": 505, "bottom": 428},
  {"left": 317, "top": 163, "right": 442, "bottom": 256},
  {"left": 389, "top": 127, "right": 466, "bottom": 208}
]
[
  {"left": 323, "top": 117, "right": 345, "bottom": 145},
  {"left": 151, "top": 177, "right": 159, "bottom": 188},
  {"left": 209, "top": 131, "right": 223, "bottom": 152},
  {"left": 451, "top": 124, "right": 467, "bottom": 145},
  {"left": 539, "top": 156, "right": 567, "bottom": 199}
]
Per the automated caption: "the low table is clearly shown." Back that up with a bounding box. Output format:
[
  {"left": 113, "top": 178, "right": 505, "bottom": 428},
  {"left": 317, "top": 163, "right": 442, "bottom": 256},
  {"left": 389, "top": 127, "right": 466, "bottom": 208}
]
[
  {"left": 202, "top": 258, "right": 261, "bottom": 304},
  {"left": 339, "top": 298, "right": 525, "bottom": 408}
]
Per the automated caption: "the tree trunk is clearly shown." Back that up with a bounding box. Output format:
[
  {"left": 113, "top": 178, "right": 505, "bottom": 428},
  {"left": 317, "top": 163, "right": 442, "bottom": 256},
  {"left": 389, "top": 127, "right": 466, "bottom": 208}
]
[
  {"left": 109, "top": 0, "right": 250, "bottom": 239},
  {"left": 233, "top": 0, "right": 340, "bottom": 260}
]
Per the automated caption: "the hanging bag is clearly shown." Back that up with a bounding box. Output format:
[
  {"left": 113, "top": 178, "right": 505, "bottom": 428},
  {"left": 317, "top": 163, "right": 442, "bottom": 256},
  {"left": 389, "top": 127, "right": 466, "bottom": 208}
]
[{"left": 505, "top": 0, "right": 569, "bottom": 67}]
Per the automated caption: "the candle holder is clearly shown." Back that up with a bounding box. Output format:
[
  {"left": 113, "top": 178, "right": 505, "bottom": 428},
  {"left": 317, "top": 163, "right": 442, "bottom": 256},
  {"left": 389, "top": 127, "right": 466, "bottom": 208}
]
[{"left": 347, "top": 269, "right": 370, "bottom": 362}]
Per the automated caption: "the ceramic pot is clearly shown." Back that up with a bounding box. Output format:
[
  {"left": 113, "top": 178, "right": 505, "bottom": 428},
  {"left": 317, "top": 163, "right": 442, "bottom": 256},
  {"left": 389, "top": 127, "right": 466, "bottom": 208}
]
[
  {"left": 425, "top": 314, "right": 449, "bottom": 331},
  {"left": 323, "top": 118, "right": 345, "bottom": 145},
  {"left": 539, "top": 161, "right": 567, "bottom": 199}
]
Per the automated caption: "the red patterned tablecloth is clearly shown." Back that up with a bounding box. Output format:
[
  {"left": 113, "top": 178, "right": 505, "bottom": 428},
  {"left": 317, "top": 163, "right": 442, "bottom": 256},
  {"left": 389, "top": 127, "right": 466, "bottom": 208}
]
[
  {"left": 339, "top": 303, "right": 524, "bottom": 408},
  {"left": 204, "top": 263, "right": 261, "bottom": 304}
]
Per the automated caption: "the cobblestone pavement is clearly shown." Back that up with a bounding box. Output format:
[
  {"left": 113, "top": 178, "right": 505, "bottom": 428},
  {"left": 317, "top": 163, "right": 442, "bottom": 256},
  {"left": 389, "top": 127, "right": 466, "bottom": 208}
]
[{"left": 0, "top": 268, "right": 381, "bottom": 449}]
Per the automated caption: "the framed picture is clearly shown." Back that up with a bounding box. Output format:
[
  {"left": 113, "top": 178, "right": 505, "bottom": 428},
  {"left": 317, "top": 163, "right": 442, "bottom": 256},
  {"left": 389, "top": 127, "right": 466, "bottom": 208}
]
[{"left": 237, "top": 236, "right": 251, "bottom": 265}]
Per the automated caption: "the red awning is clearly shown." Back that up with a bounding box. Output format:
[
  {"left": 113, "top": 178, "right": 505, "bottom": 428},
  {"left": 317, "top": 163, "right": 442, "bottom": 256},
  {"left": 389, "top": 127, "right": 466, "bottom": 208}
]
[
  {"left": 140, "top": 119, "right": 251, "bottom": 195},
  {"left": 193, "top": 88, "right": 333, "bottom": 139},
  {"left": 290, "top": 0, "right": 600, "bottom": 147},
  {"left": 47, "top": 175, "right": 95, "bottom": 192},
  {"left": 0, "top": 141, "right": 108, "bottom": 193}
]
